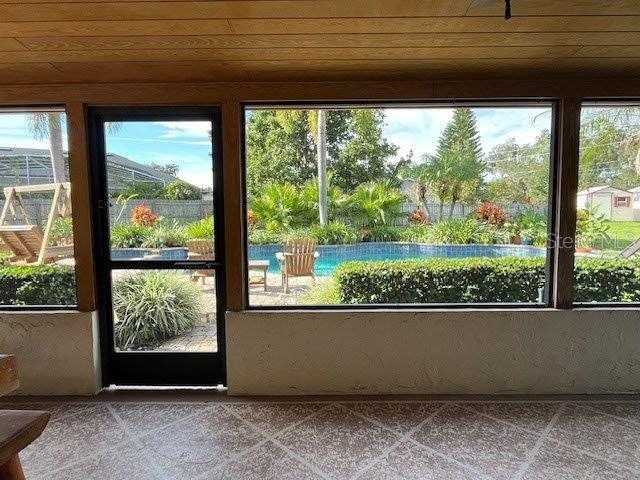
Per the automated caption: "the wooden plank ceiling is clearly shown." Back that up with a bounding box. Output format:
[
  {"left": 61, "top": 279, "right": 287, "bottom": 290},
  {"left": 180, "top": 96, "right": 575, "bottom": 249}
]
[{"left": 0, "top": 0, "right": 638, "bottom": 84}]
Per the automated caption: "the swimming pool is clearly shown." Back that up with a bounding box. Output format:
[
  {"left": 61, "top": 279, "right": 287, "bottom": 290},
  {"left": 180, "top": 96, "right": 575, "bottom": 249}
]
[{"left": 248, "top": 242, "right": 546, "bottom": 276}]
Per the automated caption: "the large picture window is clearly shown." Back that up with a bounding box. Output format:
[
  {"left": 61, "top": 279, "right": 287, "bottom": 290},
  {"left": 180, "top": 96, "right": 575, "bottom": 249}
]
[
  {"left": 244, "top": 103, "right": 556, "bottom": 307},
  {"left": 0, "top": 108, "right": 76, "bottom": 307},
  {"left": 574, "top": 102, "right": 640, "bottom": 305}
]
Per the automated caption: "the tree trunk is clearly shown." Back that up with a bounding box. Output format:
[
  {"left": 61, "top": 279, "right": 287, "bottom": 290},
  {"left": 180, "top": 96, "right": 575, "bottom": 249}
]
[
  {"left": 438, "top": 200, "right": 444, "bottom": 221},
  {"left": 48, "top": 114, "right": 67, "bottom": 183},
  {"left": 635, "top": 143, "right": 640, "bottom": 175},
  {"left": 448, "top": 200, "right": 456, "bottom": 219},
  {"left": 317, "top": 110, "right": 328, "bottom": 225}
]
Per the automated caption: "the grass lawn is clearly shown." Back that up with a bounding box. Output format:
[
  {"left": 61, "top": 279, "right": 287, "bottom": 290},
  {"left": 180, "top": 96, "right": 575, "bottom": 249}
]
[{"left": 601, "top": 221, "right": 640, "bottom": 251}]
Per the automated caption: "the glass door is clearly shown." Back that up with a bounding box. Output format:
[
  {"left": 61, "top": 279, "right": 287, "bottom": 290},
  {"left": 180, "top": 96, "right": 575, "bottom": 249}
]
[{"left": 88, "top": 106, "right": 225, "bottom": 386}]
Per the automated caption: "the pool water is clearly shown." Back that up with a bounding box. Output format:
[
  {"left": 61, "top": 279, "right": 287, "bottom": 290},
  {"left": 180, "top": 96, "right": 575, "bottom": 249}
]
[{"left": 248, "top": 242, "right": 546, "bottom": 276}]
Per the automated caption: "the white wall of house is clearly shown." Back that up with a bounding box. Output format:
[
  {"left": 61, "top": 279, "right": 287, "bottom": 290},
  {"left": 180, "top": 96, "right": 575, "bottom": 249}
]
[{"left": 227, "top": 309, "right": 640, "bottom": 396}]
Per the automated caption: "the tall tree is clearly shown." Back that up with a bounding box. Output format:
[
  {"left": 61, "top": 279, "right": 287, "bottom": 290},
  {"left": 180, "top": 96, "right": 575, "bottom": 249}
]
[
  {"left": 417, "top": 108, "right": 485, "bottom": 220},
  {"left": 28, "top": 113, "right": 66, "bottom": 183},
  {"left": 331, "top": 110, "right": 398, "bottom": 191},
  {"left": 316, "top": 110, "right": 328, "bottom": 225}
]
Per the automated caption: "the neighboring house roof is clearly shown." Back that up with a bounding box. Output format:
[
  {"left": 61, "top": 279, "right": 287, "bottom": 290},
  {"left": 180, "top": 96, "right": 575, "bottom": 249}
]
[
  {"left": 577, "top": 185, "right": 632, "bottom": 196},
  {"left": 629, "top": 187, "right": 640, "bottom": 193},
  {"left": 0, "top": 146, "right": 184, "bottom": 186}
]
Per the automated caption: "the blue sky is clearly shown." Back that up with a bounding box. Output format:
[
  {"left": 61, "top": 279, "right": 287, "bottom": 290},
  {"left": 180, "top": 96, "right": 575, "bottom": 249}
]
[{"left": 0, "top": 108, "right": 551, "bottom": 188}]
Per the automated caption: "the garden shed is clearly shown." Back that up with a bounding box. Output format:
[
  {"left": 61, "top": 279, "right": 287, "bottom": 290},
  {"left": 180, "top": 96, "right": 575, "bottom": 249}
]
[{"left": 576, "top": 185, "right": 634, "bottom": 221}]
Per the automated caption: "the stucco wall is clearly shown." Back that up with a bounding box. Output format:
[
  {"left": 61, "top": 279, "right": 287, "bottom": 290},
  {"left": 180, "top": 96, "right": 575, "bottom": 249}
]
[
  {"left": 0, "top": 311, "right": 101, "bottom": 395},
  {"left": 226, "top": 309, "right": 640, "bottom": 395}
]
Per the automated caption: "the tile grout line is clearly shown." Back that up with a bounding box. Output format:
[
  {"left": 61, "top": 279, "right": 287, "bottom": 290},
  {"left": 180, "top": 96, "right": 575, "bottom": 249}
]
[
  {"left": 105, "top": 403, "right": 174, "bottom": 480},
  {"left": 511, "top": 402, "right": 566, "bottom": 480},
  {"left": 347, "top": 402, "right": 448, "bottom": 480},
  {"left": 341, "top": 402, "right": 495, "bottom": 480},
  {"left": 464, "top": 402, "right": 640, "bottom": 476},
  {"left": 220, "top": 403, "right": 334, "bottom": 480},
  {"left": 578, "top": 402, "right": 640, "bottom": 428},
  {"left": 460, "top": 402, "right": 548, "bottom": 437}
]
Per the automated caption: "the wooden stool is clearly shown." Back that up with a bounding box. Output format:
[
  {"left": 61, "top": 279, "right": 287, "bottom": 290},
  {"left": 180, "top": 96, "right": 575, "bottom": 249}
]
[{"left": 0, "top": 410, "right": 50, "bottom": 480}]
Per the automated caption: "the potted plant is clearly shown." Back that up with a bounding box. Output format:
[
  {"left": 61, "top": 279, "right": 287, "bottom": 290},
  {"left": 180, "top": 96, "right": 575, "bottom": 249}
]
[{"left": 504, "top": 221, "right": 521, "bottom": 245}]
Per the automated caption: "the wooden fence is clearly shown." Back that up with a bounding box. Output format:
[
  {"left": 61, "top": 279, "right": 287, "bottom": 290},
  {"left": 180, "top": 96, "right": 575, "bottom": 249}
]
[{"left": 14, "top": 198, "right": 546, "bottom": 229}]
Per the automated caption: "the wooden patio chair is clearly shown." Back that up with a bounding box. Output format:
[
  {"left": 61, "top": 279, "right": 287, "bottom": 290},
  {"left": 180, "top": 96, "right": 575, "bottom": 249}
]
[
  {"left": 275, "top": 237, "right": 319, "bottom": 294},
  {"left": 187, "top": 239, "right": 215, "bottom": 284}
]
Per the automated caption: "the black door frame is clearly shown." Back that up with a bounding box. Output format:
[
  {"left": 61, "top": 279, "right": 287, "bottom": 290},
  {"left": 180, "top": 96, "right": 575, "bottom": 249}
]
[{"left": 88, "top": 106, "right": 226, "bottom": 386}]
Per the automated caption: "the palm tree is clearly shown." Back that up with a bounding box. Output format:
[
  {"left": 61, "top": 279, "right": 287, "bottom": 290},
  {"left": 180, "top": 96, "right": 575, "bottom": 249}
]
[
  {"left": 316, "top": 109, "right": 328, "bottom": 225},
  {"left": 28, "top": 113, "right": 66, "bottom": 183}
]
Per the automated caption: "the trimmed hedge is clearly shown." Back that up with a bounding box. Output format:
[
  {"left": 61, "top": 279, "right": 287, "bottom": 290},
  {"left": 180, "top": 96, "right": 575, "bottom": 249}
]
[
  {"left": 0, "top": 266, "right": 76, "bottom": 306},
  {"left": 334, "top": 257, "right": 640, "bottom": 304}
]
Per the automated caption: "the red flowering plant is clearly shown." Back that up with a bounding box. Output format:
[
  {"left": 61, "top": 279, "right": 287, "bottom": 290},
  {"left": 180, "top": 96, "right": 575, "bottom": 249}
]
[
  {"left": 475, "top": 202, "right": 507, "bottom": 228},
  {"left": 131, "top": 203, "right": 158, "bottom": 227},
  {"left": 408, "top": 208, "right": 429, "bottom": 225}
]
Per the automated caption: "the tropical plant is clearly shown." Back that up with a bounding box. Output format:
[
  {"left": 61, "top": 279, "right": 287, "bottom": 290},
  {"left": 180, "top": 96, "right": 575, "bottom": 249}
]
[
  {"left": 248, "top": 228, "right": 281, "bottom": 245},
  {"left": 516, "top": 209, "right": 547, "bottom": 246},
  {"left": 165, "top": 180, "right": 202, "bottom": 200},
  {"left": 110, "top": 224, "right": 151, "bottom": 248},
  {"left": 475, "top": 202, "right": 508, "bottom": 227},
  {"left": 413, "top": 108, "right": 486, "bottom": 220},
  {"left": 251, "top": 182, "right": 307, "bottom": 232},
  {"left": 131, "top": 203, "right": 158, "bottom": 227},
  {"left": 113, "top": 270, "right": 202, "bottom": 349},
  {"left": 346, "top": 180, "right": 404, "bottom": 228},
  {"left": 308, "top": 221, "right": 359, "bottom": 245},
  {"left": 399, "top": 224, "right": 432, "bottom": 243},
  {"left": 576, "top": 205, "right": 610, "bottom": 248},
  {"left": 365, "top": 225, "right": 403, "bottom": 242},
  {"left": 300, "top": 176, "right": 349, "bottom": 222},
  {"left": 427, "top": 219, "right": 509, "bottom": 245},
  {"left": 185, "top": 216, "right": 214, "bottom": 240},
  {"left": 27, "top": 113, "right": 66, "bottom": 183},
  {"left": 142, "top": 220, "right": 188, "bottom": 248}
]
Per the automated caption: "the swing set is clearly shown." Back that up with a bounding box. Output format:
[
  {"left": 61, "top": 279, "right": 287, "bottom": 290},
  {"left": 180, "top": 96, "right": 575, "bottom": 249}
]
[{"left": 0, "top": 183, "right": 74, "bottom": 264}]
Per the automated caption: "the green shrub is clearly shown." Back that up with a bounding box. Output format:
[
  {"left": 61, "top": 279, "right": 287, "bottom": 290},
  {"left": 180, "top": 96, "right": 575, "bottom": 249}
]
[
  {"left": 335, "top": 257, "right": 545, "bottom": 304},
  {"left": 0, "top": 266, "right": 76, "bottom": 305},
  {"left": 399, "top": 224, "right": 432, "bottom": 243},
  {"left": 49, "top": 217, "right": 73, "bottom": 245},
  {"left": 185, "top": 216, "right": 214, "bottom": 240},
  {"left": 576, "top": 206, "right": 610, "bottom": 248},
  {"left": 110, "top": 224, "right": 151, "bottom": 248},
  {"left": 309, "top": 222, "right": 359, "bottom": 245},
  {"left": 248, "top": 228, "right": 281, "bottom": 245},
  {"left": 113, "top": 270, "right": 202, "bottom": 349},
  {"left": 365, "top": 225, "right": 403, "bottom": 242},
  {"left": 427, "top": 219, "right": 509, "bottom": 245},
  {"left": 165, "top": 180, "right": 202, "bottom": 200},
  {"left": 142, "top": 220, "right": 188, "bottom": 248},
  {"left": 334, "top": 256, "right": 640, "bottom": 304},
  {"left": 115, "top": 181, "right": 166, "bottom": 199},
  {"left": 574, "top": 257, "right": 640, "bottom": 302}
]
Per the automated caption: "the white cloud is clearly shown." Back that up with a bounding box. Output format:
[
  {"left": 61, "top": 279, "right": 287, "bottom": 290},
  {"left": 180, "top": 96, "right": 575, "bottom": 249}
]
[{"left": 155, "top": 121, "right": 211, "bottom": 140}]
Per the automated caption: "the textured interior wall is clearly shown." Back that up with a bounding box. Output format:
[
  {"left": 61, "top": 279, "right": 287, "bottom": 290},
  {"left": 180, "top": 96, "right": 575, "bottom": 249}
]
[
  {"left": 226, "top": 309, "right": 640, "bottom": 395},
  {"left": 0, "top": 311, "right": 101, "bottom": 395}
]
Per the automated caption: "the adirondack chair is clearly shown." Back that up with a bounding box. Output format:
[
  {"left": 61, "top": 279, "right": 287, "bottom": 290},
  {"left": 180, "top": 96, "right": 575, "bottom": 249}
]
[
  {"left": 619, "top": 237, "right": 640, "bottom": 259},
  {"left": 275, "top": 237, "right": 319, "bottom": 293},
  {"left": 187, "top": 239, "right": 214, "bottom": 284},
  {"left": 0, "top": 183, "right": 73, "bottom": 264}
]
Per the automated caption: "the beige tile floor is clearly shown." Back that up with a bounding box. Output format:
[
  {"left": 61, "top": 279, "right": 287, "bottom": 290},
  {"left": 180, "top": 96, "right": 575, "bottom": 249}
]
[{"left": 2, "top": 395, "right": 640, "bottom": 479}]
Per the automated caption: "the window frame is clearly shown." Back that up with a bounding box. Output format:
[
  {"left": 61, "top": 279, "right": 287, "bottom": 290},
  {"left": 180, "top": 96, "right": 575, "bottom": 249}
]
[
  {"left": 241, "top": 99, "right": 561, "bottom": 311},
  {"left": 572, "top": 98, "right": 640, "bottom": 309},
  {"left": 0, "top": 105, "right": 78, "bottom": 311}
]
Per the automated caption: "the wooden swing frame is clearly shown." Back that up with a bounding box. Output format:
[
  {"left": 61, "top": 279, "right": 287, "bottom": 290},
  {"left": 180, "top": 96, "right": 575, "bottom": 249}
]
[{"left": 0, "top": 183, "right": 73, "bottom": 264}]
